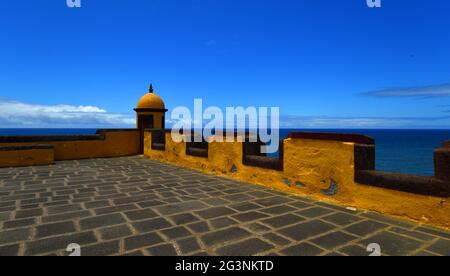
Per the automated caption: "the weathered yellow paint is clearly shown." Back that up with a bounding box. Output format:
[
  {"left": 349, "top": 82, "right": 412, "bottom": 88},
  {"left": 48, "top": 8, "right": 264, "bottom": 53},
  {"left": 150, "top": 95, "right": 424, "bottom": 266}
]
[
  {"left": 144, "top": 131, "right": 450, "bottom": 230},
  {"left": 0, "top": 148, "right": 54, "bottom": 168},
  {"left": 0, "top": 130, "right": 140, "bottom": 162}
]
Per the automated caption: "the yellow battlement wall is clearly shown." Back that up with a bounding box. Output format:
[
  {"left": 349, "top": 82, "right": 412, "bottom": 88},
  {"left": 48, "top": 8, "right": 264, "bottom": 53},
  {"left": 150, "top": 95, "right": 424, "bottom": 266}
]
[
  {"left": 144, "top": 130, "right": 450, "bottom": 230},
  {"left": 0, "top": 129, "right": 140, "bottom": 167}
]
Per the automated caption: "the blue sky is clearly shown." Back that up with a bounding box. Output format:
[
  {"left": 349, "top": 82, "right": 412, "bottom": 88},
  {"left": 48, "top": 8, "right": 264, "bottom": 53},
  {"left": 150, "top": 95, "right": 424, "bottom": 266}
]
[{"left": 1, "top": 0, "right": 450, "bottom": 128}]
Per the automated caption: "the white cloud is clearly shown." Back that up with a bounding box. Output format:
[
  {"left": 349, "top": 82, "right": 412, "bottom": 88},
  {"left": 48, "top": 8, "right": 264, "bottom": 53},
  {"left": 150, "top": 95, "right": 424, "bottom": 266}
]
[
  {"left": 280, "top": 115, "right": 450, "bottom": 129},
  {"left": 0, "top": 99, "right": 135, "bottom": 128},
  {"left": 362, "top": 82, "right": 450, "bottom": 98}
]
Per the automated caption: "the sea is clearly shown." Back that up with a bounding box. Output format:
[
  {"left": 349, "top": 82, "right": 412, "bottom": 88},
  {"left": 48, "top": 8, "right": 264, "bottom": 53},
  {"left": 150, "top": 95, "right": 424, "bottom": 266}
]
[{"left": 0, "top": 128, "right": 449, "bottom": 177}]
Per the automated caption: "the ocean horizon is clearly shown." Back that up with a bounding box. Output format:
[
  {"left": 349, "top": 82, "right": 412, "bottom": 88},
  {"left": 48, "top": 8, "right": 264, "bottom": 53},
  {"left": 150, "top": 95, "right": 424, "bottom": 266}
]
[{"left": 0, "top": 128, "right": 449, "bottom": 177}]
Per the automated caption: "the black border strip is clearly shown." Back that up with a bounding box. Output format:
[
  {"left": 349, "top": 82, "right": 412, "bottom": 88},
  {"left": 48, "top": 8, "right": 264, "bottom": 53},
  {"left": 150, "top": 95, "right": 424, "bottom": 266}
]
[
  {"left": 0, "top": 129, "right": 139, "bottom": 143},
  {"left": 0, "top": 144, "right": 54, "bottom": 152}
]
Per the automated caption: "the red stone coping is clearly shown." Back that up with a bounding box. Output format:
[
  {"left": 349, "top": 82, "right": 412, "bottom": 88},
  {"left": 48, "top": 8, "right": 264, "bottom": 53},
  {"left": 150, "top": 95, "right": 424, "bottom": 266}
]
[
  {"left": 288, "top": 132, "right": 375, "bottom": 145},
  {"left": 356, "top": 170, "right": 449, "bottom": 197},
  {"left": 0, "top": 144, "right": 54, "bottom": 152}
]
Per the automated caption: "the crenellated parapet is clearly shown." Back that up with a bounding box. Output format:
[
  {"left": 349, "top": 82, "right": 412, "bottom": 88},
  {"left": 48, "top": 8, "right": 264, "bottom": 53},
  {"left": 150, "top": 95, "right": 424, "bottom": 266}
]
[
  {"left": 0, "top": 129, "right": 141, "bottom": 167},
  {"left": 144, "top": 130, "right": 450, "bottom": 229}
]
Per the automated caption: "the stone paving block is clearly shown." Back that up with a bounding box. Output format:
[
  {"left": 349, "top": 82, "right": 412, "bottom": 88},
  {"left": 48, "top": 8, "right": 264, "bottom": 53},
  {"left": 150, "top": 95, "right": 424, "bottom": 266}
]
[
  {"left": 338, "top": 245, "right": 369, "bottom": 256},
  {"left": 15, "top": 208, "right": 43, "bottom": 219},
  {"left": 246, "top": 191, "right": 274, "bottom": 199},
  {"left": 113, "top": 194, "right": 159, "bottom": 206},
  {"left": 280, "top": 242, "right": 324, "bottom": 256},
  {"left": 389, "top": 227, "right": 436, "bottom": 241},
  {"left": 43, "top": 200, "right": 70, "bottom": 208},
  {"left": 98, "top": 224, "right": 133, "bottom": 241},
  {"left": 125, "top": 232, "right": 164, "bottom": 252},
  {"left": 287, "top": 201, "right": 313, "bottom": 210},
  {"left": 2, "top": 218, "right": 36, "bottom": 229},
  {"left": 310, "top": 231, "right": 358, "bottom": 250},
  {"left": 344, "top": 220, "right": 388, "bottom": 237},
  {"left": 132, "top": 217, "right": 172, "bottom": 233},
  {"left": 169, "top": 213, "right": 200, "bottom": 225},
  {"left": 94, "top": 204, "right": 138, "bottom": 216},
  {"left": 194, "top": 207, "right": 236, "bottom": 219},
  {"left": 323, "top": 252, "right": 346, "bottom": 256},
  {"left": 425, "top": 239, "right": 450, "bottom": 256},
  {"left": 243, "top": 223, "right": 272, "bottom": 234},
  {"left": 80, "top": 213, "right": 126, "bottom": 230},
  {"left": 201, "top": 227, "right": 251, "bottom": 247},
  {"left": 42, "top": 210, "right": 92, "bottom": 223},
  {"left": 124, "top": 209, "right": 158, "bottom": 221},
  {"left": 84, "top": 200, "right": 111, "bottom": 209},
  {"left": 161, "top": 226, "right": 192, "bottom": 240},
  {"left": 215, "top": 238, "right": 274, "bottom": 256},
  {"left": 137, "top": 200, "right": 166, "bottom": 208},
  {"left": 21, "top": 198, "right": 48, "bottom": 206},
  {"left": 209, "top": 217, "right": 239, "bottom": 230},
  {"left": 35, "top": 221, "right": 77, "bottom": 238},
  {"left": 412, "top": 250, "right": 440, "bottom": 256},
  {"left": 231, "top": 211, "right": 269, "bottom": 223},
  {"left": 154, "top": 201, "right": 209, "bottom": 215},
  {"left": 187, "top": 222, "right": 210, "bottom": 234},
  {"left": 221, "top": 193, "right": 255, "bottom": 203},
  {"left": 122, "top": 250, "right": 145, "bottom": 256},
  {"left": 263, "top": 233, "right": 291, "bottom": 246},
  {"left": 0, "top": 228, "right": 31, "bottom": 245},
  {"left": 146, "top": 243, "right": 178, "bottom": 256},
  {"left": 316, "top": 202, "right": 360, "bottom": 214},
  {"left": 278, "top": 220, "right": 335, "bottom": 241},
  {"left": 415, "top": 226, "right": 450, "bottom": 240},
  {"left": 176, "top": 237, "right": 201, "bottom": 254},
  {"left": 0, "top": 212, "right": 11, "bottom": 222},
  {"left": 201, "top": 198, "right": 230, "bottom": 207},
  {"left": 229, "top": 202, "right": 262, "bottom": 212},
  {"left": 21, "top": 204, "right": 40, "bottom": 210},
  {"left": 295, "top": 207, "right": 334, "bottom": 218},
  {"left": 360, "top": 231, "right": 423, "bottom": 256},
  {"left": 0, "top": 206, "right": 16, "bottom": 213},
  {"left": 260, "top": 205, "right": 297, "bottom": 215},
  {"left": 261, "top": 214, "right": 305, "bottom": 228},
  {"left": 361, "top": 212, "right": 416, "bottom": 229},
  {"left": 25, "top": 231, "right": 97, "bottom": 256},
  {"left": 0, "top": 243, "right": 20, "bottom": 256},
  {"left": 321, "top": 212, "right": 363, "bottom": 226},
  {"left": 46, "top": 204, "right": 83, "bottom": 215},
  {"left": 0, "top": 201, "right": 15, "bottom": 208},
  {"left": 79, "top": 240, "right": 120, "bottom": 256},
  {"left": 253, "top": 196, "right": 293, "bottom": 207}
]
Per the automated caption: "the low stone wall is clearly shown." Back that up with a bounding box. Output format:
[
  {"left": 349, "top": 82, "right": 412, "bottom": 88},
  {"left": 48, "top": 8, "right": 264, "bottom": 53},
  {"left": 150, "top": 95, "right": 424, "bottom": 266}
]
[
  {"left": 144, "top": 130, "right": 450, "bottom": 229},
  {"left": 0, "top": 129, "right": 140, "bottom": 167},
  {"left": 355, "top": 141, "right": 449, "bottom": 197},
  {"left": 0, "top": 145, "right": 54, "bottom": 168}
]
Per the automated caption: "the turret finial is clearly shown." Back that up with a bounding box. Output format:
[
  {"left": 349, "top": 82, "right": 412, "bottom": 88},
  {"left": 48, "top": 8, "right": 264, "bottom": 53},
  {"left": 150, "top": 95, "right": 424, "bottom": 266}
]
[{"left": 149, "top": 83, "right": 154, "bottom": 94}]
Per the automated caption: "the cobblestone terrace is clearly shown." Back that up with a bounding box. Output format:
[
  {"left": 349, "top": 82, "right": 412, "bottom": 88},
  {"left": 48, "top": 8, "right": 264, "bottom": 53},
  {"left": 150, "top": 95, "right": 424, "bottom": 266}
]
[{"left": 0, "top": 156, "right": 449, "bottom": 256}]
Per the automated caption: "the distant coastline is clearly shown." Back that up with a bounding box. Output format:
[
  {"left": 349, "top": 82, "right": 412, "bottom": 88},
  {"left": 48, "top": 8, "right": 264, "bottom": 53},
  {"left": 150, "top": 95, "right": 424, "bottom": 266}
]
[{"left": 0, "top": 128, "right": 449, "bottom": 177}]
